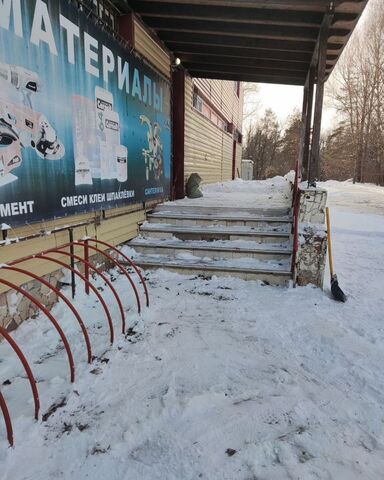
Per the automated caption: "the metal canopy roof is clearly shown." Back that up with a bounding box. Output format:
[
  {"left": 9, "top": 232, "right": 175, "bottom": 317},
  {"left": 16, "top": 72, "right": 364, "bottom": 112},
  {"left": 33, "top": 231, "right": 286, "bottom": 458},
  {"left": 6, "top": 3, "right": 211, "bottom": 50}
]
[{"left": 116, "top": 0, "right": 368, "bottom": 85}]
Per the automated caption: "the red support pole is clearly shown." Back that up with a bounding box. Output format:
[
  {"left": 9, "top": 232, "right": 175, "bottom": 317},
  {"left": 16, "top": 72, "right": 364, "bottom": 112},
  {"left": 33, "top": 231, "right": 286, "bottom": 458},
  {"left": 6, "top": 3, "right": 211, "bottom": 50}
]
[
  {"left": 0, "top": 391, "right": 13, "bottom": 447},
  {"left": 45, "top": 249, "right": 126, "bottom": 335},
  {"left": 84, "top": 238, "right": 90, "bottom": 296},
  {"left": 0, "top": 326, "right": 40, "bottom": 420},
  {"left": 0, "top": 279, "right": 75, "bottom": 383},
  {"left": 1, "top": 266, "right": 92, "bottom": 364},
  {"left": 75, "top": 241, "right": 141, "bottom": 315},
  {"left": 87, "top": 239, "right": 150, "bottom": 308}
]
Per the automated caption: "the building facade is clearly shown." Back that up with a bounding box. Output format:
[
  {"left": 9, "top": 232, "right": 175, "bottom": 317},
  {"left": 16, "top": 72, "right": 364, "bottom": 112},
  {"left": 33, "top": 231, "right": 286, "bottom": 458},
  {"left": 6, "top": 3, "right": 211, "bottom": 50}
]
[{"left": 0, "top": 0, "right": 243, "bottom": 329}]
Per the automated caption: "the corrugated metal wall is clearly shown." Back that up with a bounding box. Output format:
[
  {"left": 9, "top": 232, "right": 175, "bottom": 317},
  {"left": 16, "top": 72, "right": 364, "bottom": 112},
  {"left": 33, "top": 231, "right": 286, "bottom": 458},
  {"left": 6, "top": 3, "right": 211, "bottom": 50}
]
[{"left": 184, "top": 76, "right": 243, "bottom": 184}]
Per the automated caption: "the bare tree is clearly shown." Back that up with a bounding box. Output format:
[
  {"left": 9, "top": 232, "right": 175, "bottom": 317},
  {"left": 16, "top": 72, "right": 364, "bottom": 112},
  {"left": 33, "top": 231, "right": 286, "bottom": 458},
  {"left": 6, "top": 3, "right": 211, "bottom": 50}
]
[
  {"left": 242, "top": 82, "right": 261, "bottom": 125},
  {"left": 327, "top": 0, "right": 384, "bottom": 184}
]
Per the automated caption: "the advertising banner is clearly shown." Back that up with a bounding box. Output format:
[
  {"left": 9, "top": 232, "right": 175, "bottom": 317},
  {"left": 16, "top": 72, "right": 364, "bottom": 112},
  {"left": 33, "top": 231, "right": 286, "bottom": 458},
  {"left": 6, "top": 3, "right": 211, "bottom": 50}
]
[{"left": 0, "top": 0, "right": 171, "bottom": 227}]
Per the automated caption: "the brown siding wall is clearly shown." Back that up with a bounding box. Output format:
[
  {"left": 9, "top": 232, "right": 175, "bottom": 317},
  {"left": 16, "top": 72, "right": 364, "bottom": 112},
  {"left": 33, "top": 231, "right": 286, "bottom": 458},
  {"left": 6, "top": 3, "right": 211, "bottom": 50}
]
[
  {"left": 184, "top": 76, "right": 243, "bottom": 185},
  {"left": 133, "top": 19, "right": 171, "bottom": 79},
  {"left": 193, "top": 78, "right": 243, "bottom": 130},
  {"left": 0, "top": 206, "right": 146, "bottom": 296}
]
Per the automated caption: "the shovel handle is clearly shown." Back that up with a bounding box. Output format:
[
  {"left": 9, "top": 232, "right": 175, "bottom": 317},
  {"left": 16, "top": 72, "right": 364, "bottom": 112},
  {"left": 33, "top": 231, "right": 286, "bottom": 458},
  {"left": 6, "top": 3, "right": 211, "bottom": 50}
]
[{"left": 326, "top": 207, "right": 334, "bottom": 277}]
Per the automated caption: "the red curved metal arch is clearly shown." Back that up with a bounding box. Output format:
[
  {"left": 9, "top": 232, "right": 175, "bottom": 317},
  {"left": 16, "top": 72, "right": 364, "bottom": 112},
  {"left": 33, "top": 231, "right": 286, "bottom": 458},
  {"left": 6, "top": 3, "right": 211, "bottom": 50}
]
[
  {"left": 0, "top": 278, "right": 75, "bottom": 383},
  {"left": 0, "top": 326, "right": 40, "bottom": 420},
  {"left": 47, "top": 248, "right": 126, "bottom": 335},
  {"left": 31, "top": 254, "right": 115, "bottom": 345},
  {"left": 75, "top": 241, "right": 141, "bottom": 315},
  {"left": 0, "top": 391, "right": 13, "bottom": 447},
  {"left": 88, "top": 239, "right": 150, "bottom": 308},
  {"left": 2, "top": 266, "right": 92, "bottom": 364}
]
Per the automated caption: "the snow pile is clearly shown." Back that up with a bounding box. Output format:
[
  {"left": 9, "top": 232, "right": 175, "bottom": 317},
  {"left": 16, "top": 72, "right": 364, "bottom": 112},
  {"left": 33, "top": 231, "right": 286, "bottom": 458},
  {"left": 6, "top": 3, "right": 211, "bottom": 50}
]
[
  {"left": 0, "top": 180, "right": 383, "bottom": 479},
  {"left": 170, "top": 172, "right": 294, "bottom": 209},
  {"left": 319, "top": 179, "right": 384, "bottom": 214}
]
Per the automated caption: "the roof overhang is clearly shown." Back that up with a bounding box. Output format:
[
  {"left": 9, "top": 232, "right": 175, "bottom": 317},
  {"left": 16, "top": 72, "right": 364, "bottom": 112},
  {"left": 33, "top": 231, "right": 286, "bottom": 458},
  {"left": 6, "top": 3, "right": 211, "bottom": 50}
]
[{"left": 113, "top": 0, "right": 368, "bottom": 85}]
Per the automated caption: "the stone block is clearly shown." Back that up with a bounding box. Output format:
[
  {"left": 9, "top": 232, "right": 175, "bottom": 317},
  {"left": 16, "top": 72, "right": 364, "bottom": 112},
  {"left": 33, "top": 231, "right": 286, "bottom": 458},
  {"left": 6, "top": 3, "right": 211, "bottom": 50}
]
[
  {"left": 299, "top": 188, "right": 327, "bottom": 224},
  {"left": 296, "top": 226, "right": 327, "bottom": 287}
]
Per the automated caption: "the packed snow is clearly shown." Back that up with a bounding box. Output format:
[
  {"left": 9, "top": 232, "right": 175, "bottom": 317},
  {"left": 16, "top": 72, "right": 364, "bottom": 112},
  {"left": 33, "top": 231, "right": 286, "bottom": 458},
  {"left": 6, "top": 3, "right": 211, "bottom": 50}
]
[
  {"left": 172, "top": 173, "right": 294, "bottom": 208},
  {"left": 1, "top": 178, "right": 384, "bottom": 480}
]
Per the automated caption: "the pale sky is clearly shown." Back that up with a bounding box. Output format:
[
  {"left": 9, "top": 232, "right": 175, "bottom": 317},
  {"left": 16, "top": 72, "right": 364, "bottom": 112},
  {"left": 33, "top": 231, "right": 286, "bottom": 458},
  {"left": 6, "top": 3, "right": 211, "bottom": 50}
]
[{"left": 244, "top": 83, "right": 337, "bottom": 133}]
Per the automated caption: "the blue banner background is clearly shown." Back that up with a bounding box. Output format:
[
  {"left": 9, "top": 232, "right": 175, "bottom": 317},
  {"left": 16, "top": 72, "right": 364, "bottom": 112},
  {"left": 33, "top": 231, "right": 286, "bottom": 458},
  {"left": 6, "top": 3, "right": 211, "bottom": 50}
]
[{"left": 0, "top": 0, "right": 171, "bottom": 227}]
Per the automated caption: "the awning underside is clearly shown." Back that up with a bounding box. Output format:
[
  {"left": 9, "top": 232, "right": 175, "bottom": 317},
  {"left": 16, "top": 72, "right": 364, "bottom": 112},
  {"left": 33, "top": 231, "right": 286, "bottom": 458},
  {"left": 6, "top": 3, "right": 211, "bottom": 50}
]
[{"left": 113, "top": 0, "right": 367, "bottom": 85}]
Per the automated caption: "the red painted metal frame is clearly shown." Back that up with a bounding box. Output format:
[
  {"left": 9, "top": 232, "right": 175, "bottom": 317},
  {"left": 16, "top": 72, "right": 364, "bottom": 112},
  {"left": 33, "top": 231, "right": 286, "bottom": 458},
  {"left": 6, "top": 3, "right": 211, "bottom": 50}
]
[
  {"left": 0, "top": 326, "right": 40, "bottom": 420},
  {"left": 0, "top": 238, "right": 150, "bottom": 445},
  {"left": 75, "top": 241, "right": 141, "bottom": 314},
  {"left": 0, "top": 392, "right": 13, "bottom": 447},
  {"left": 87, "top": 238, "right": 150, "bottom": 308},
  {"left": 0, "top": 278, "right": 75, "bottom": 383},
  {"left": 1, "top": 266, "right": 92, "bottom": 364},
  {"left": 9, "top": 254, "right": 114, "bottom": 344},
  {"left": 36, "top": 254, "right": 115, "bottom": 344},
  {"left": 291, "top": 150, "right": 302, "bottom": 278},
  {"left": 83, "top": 239, "right": 90, "bottom": 296},
  {"left": 49, "top": 248, "right": 126, "bottom": 335}
]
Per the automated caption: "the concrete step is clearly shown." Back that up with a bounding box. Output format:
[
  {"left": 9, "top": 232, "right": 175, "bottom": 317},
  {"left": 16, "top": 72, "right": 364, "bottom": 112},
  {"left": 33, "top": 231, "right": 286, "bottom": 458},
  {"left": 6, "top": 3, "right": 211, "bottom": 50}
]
[
  {"left": 139, "top": 223, "right": 291, "bottom": 244},
  {"left": 154, "top": 203, "right": 291, "bottom": 218},
  {"left": 147, "top": 212, "right": 292, "bottom": 229},
  {"left": 130, "top": 253, "right": 292, "bottom": 286},
  {"left": 129, "top": 238, "right": 292, "bottom": 261}
]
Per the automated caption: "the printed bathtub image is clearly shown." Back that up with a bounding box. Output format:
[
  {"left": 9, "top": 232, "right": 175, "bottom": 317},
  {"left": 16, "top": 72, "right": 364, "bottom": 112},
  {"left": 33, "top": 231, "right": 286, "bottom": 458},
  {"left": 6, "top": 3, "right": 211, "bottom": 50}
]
[{"left": 0, "top": 62, "right": 65, "bottom": 187}]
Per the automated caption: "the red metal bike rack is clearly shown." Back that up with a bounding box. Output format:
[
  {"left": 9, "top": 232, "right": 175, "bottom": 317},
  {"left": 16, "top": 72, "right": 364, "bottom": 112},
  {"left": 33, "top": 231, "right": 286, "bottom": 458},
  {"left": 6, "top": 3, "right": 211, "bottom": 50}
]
[
  {"left": 1, "top": 266, "right": 92, "bottom": 364},
  {"left": 29, "top": 254, "right": 115, "bottom": 344},
  {"left": 46, "top": 248, "right": 126, "bottom": 335},
  {"left": 0, "top": 391, "right": 13, "bottom": 447},
  {"left": 76, "top": 241, "right": 141, "bottom": 314},
  {"left": 0, "top": 278, "right": 75, "bottom": 383},
  {"left": 0, "top": 237, "right": 152, "bottom": 446},
  {"left": 0, "top": 326, "right": 40, "bottom": 420},
  {"left": 87, "top": 238, "right": 150, "bottom": 308}
]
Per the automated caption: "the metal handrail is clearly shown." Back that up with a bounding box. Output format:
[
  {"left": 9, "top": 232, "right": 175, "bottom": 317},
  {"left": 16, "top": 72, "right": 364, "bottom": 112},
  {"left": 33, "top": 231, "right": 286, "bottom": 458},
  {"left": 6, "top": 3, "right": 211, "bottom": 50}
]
[{"left": 291, "top": 134, "right": 303, "bottom": 283}]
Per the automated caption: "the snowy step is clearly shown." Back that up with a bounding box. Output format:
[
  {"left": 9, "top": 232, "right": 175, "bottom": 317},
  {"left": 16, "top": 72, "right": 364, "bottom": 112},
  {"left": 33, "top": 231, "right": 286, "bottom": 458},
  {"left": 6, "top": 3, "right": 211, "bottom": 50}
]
[
  {"left": 147, "top": 212, "right": 292, "bottom": 229},
  {"left": 131, "top": 253, "right": 292, "bottom": 286},
  {"left": 154, "top": 203, "right": 291, "bottom": 218},
  {"left": 129, "top": 238, "right": 292, "bottom": 261},
  {"left": 139, "top": 223, "right": 291, "bottom": 243}
]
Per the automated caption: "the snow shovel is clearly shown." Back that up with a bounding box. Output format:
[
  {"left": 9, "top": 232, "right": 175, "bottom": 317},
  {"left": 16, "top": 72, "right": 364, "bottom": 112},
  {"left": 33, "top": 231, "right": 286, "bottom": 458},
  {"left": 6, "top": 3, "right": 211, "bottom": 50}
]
[{"left": 326, "top": 207, "right": 347, "bottom": 302}]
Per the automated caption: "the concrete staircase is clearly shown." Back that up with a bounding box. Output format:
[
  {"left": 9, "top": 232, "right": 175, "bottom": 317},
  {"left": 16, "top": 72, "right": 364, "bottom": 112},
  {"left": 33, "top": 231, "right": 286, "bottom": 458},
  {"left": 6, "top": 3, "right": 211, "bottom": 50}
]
[{"left": 128, "top": 203, "right": 294, "bottom": 286}]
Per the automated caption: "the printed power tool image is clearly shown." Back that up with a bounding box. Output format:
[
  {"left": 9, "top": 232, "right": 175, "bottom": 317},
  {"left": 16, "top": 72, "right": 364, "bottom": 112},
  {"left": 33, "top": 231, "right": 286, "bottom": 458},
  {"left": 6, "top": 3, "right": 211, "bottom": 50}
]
[{"left": 0, "top": 62, "right": 65, "bottom": 187}]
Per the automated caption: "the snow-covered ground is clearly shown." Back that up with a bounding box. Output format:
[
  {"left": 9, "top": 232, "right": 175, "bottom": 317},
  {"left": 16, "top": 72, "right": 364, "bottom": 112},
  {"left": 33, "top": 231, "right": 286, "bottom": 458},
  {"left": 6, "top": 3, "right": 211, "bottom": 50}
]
[{"left": 1, "top": 178, "right": 384, "bottom": 480}]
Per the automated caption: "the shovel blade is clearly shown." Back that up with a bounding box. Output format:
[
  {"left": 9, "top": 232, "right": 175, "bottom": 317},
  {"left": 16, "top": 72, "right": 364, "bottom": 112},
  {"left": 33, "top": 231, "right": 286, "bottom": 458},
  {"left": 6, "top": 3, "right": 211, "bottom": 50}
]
[{"left": 331, "top": 275, "right": 347, "bottom": 302}]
